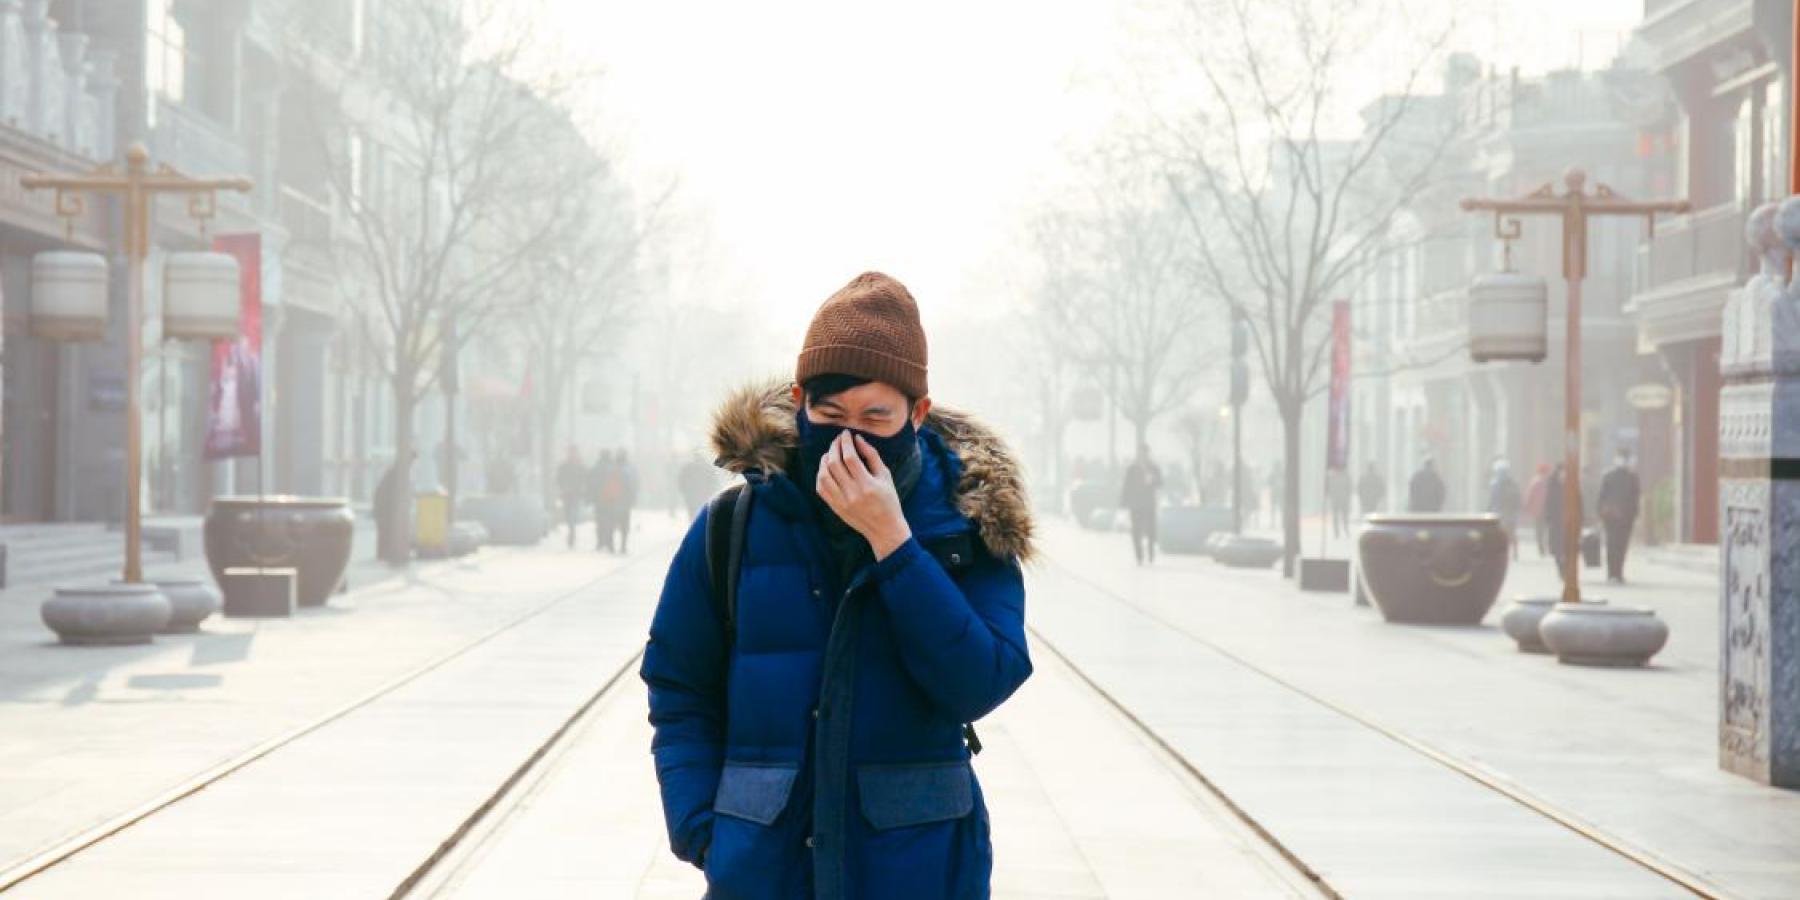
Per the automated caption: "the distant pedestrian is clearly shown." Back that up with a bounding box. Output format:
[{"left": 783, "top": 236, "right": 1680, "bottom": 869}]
[
  {"left": 1356, "top": 461, "right": 1386, "bottom": 516},
  {"left": 1120, "top": 443, "right": 1164, "bottom": 565},
  {"left": 1523, "top": 463, "right": 1551, "bottom": 556},
  {"left": 555, "top": 446, "right": 587, "bottom": 548},
  {"left": 1326, "top": 467, "right": 1352, "bottom": 537},
  {"left": 615, "top": 450, "right": 639, "bottom": 554},
  {"left": 1407, "top": 457, "right": 1446, "bottom": 513},
  {"left": 373, "top": 450, "right": 415, "bottom": 566},
  {"left": 1544, "top": 463, "right": 1581, "bottom": 581},
  {"left": 592, "top": 449, "right": 620, "bottom": 552},
  {"left": 1598, "top": 451, "right": 1642, "bottom": 584},
  {"left": 677, "top": 455, "right": 715, "bottom": 520},
  {"left": 1267, "top": 462, "right": 1284, "bottom": 529},
  {"left": 1487, "top": 459, "right": 1522, "bottom": 560}
]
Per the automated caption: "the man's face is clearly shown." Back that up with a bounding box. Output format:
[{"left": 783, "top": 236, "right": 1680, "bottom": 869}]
[{"left": 795, "top": 381, "right": 930, "bottom": 438}]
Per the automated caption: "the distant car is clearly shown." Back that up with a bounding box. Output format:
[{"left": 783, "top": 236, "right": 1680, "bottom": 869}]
[{"left": 1158, "top": 505, "right": 1235, "bottom": 555}]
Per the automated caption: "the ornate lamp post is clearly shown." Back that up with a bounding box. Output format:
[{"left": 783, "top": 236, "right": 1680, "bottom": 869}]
[
  {"left": 24, "top": 141, "right": 251, "bottom": 645},
  {"left": 1460, "top": 168, "right": 1687, "bottom": 666}
]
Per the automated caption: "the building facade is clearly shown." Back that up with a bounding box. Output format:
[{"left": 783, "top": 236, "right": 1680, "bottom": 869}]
[
  {"left": 1628, "top": 0, "right": 1791, "bottom": 545},
  {"left": 1355, "top": 55, "right": 1676, "bottom": 536}
]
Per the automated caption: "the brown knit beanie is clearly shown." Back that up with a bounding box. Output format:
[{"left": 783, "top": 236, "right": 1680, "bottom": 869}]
[{"left": 795, "top": 272, "right": 929, "bottom": 398}]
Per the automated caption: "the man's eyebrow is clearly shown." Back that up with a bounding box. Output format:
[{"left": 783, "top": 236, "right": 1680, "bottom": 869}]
[{"left": 813, "top": 398, "right": 847, "bottom": 412}]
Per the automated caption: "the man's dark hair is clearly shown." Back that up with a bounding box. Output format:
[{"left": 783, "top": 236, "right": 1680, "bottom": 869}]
[{"left": 802, "top": 374, "right": 915, "bottom": 411}]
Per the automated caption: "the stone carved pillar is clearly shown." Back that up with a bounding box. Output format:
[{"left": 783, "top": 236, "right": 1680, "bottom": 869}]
[{"left": 1719, "top": 199, "right": 1800, "bottom": 788}]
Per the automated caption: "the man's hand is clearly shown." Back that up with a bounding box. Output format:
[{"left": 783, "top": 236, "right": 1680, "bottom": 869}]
[{"left": 816, "top": 431, "right": 912, "bottom": 559}]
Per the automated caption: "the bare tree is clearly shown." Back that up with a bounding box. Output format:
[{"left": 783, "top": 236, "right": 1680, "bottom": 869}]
[
  {"left": 516, "top": 162, "right": 673, "bottom": 504},
  {"left": 1146, "top": 0, "right": 1461, "bottom": 573},
  {"left": 280, "top": 0, "right": 595, "bottom": 550},
  {"left": 1031, "top": 162, "right": 1217, "bottom": 459}
]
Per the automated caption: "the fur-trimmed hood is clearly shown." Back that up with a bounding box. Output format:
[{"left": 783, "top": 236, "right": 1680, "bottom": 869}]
[{"left": 708, "top": 379, "right": 1035, "bottom": 562}]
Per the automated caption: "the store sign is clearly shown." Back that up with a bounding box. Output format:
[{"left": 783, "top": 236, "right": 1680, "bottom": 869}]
[{"left": 1626, "top": 383, "right": 1673, "bottom": 410}]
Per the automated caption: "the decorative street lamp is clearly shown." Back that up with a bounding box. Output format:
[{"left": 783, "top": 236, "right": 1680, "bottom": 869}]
[
  {"left": 23, "top": 142, "right": 251, "bottom": 645},
  {"left": 1460, "top": 168, "right": 1687, "bottom": 666}
]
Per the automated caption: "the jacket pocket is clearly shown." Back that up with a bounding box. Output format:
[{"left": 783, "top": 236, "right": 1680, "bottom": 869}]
[
  {"left": 857, "top": 761, "right": 975, "bottom": 830},
  {"left": 712, "top": 762, "right": 799, "bottom": 826}
]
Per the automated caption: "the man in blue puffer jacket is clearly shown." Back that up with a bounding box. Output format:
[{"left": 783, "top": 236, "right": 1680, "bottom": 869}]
[{"left": 641, "top": 271, "right": 1035, "bottom": 899}]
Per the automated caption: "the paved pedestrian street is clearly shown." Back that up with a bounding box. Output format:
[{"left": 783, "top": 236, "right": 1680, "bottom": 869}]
[{"left": 1, "top": 515, "right": 1797, "bottom": 897}]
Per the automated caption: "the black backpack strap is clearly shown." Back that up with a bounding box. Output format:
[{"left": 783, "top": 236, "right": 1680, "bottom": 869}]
[{"left": 705, "top": 483, "right": 753, "bottom": 647}]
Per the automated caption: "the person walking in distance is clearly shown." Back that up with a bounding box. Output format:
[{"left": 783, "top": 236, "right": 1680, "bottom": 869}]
[
  {"left": 677, "top": 454, "right": 715, "bottom": 520},
  {"left": 1356, "top": 460, "right": 1385, "bottom": 517},
  {"left": 555, "top": 446, "right": 587, "bottom": 549},
  {"left": 640, "top": 272, "right": 1032, "bottom": 899},
  {"left": 614, "top": 449, "right": 639, "bottom": 554},
  {"left": 1487, "top": 458, "right": 1522, "bottom": 561},
  {"left": 591, "top": 449, "right": 618, "bottom": 552},
  {"left": 1523, "top": 463, "right": 1551, "bottom": 556},
  {"left": 1407, "top": 457, "right": 1447, "bottom": 513},
  {"left": 1597, "top": 450, "right": 1642, "bottom": 584},
  {"left": 1120, "top": 443, "right": 1164, "bottom": 565},
  {"left": 1544, "top": 463, "right": 1580, "bottom": 581},
  {"left": 372, "top": 450, "right": 415, "bottom": 566},
  {"left": 1325, "top": 466, "right": 1352, "bottom": 538},
  {"left": 1266, "top": 461, "right": 1285, "bottom": 530}
]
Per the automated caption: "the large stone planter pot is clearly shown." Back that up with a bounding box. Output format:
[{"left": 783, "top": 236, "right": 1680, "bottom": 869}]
[
  {"left": 1538, "top": 603, "right": 1668, "bottom": 667},
  {"left": 42, "top": 583, "right": 172, "bottom": 645},
  {"left": 1499, "top": 596, "right": 1565, "bottom": 653},
  {"left": 152, "top": 579, "right": 221, "bottom": 633},
  {"left": 204, "top": 496, "right": 355, "bottom": 608},
  {"left": 1357, "top": 514, "right": 1508, "bottom": 625},
  {"left": 1213, "top": 535, "right": 1284, "bottom": 568}
]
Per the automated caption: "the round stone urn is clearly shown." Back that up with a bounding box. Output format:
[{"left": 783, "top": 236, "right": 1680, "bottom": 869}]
[
  {"left": 204, "top": 496, "right": 355, "bottom": 608},
  {"left": 1357, "top": 514, "right": 1508, "bottom": 625},
  {"left": 42, "top": 583, "right": 172, "bottom": 645},
  {"left": 1213, "top": 535, "right": 1284, "bottom": 569},
  {"left": 1538, "top": 603, "right": 1668, "bottom": 667},
  {"left": 1499, "top": 596, "right": 1569, "bottom": 653},
  {"left": 152, "top": 578, "right": 221, "bottom": 632}
]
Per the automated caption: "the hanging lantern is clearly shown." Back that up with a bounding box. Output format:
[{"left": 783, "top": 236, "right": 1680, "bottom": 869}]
[
  {"left": 30, "top": 251, "right": 109, "bottom": 341},
  {"left": 1468, "top": 270, "right": 1548, "bottom": 363},
  {"left": 163, "top": 251, "right": 241, "bottom": 340}
]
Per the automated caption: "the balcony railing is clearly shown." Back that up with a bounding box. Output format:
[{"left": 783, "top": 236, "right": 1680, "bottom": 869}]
[
  {"left": 150, "top": 96, "right": 251, "bottom": 180},
  {"left": 0, "top": 0, "right": 115, "bottom": 161},
  {"left": 281, "top": 185, "right": 335, "bottom": 251},
  {"left": 1634, "top": 201, "right": 1749, "bottom": 296}
]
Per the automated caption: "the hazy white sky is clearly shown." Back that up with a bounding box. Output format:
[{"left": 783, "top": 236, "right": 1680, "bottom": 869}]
[{"left": 537, "top": 0, "right": 1643, "bottom": 335}]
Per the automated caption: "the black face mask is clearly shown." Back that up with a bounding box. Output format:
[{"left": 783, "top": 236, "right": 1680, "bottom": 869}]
[{"left": 795, "top": 408, "right": 921, "bottom": 478}]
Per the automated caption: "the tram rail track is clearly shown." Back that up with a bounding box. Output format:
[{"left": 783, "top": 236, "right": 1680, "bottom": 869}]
[
  {"left": 0, "top": 541, "right": 1731, "bottom": 898},
  {"left": 1041, "top": 557, "right": 1727, "bottom": 900},
  {"left": 0, "top": 548, "right": 664, "bottom": 896}
]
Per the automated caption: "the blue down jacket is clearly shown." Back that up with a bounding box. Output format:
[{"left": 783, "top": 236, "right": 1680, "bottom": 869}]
[{"left": 641, "top": 382, "right": 1035, "bottom": 900}]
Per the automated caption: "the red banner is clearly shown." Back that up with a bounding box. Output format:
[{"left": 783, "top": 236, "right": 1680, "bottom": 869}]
[
  {"left": 1326, "top": 300, "right": 1351, "bottom": 471},
  {"left": 203, "top": 233, "right": 262, "bottom": 460}
]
